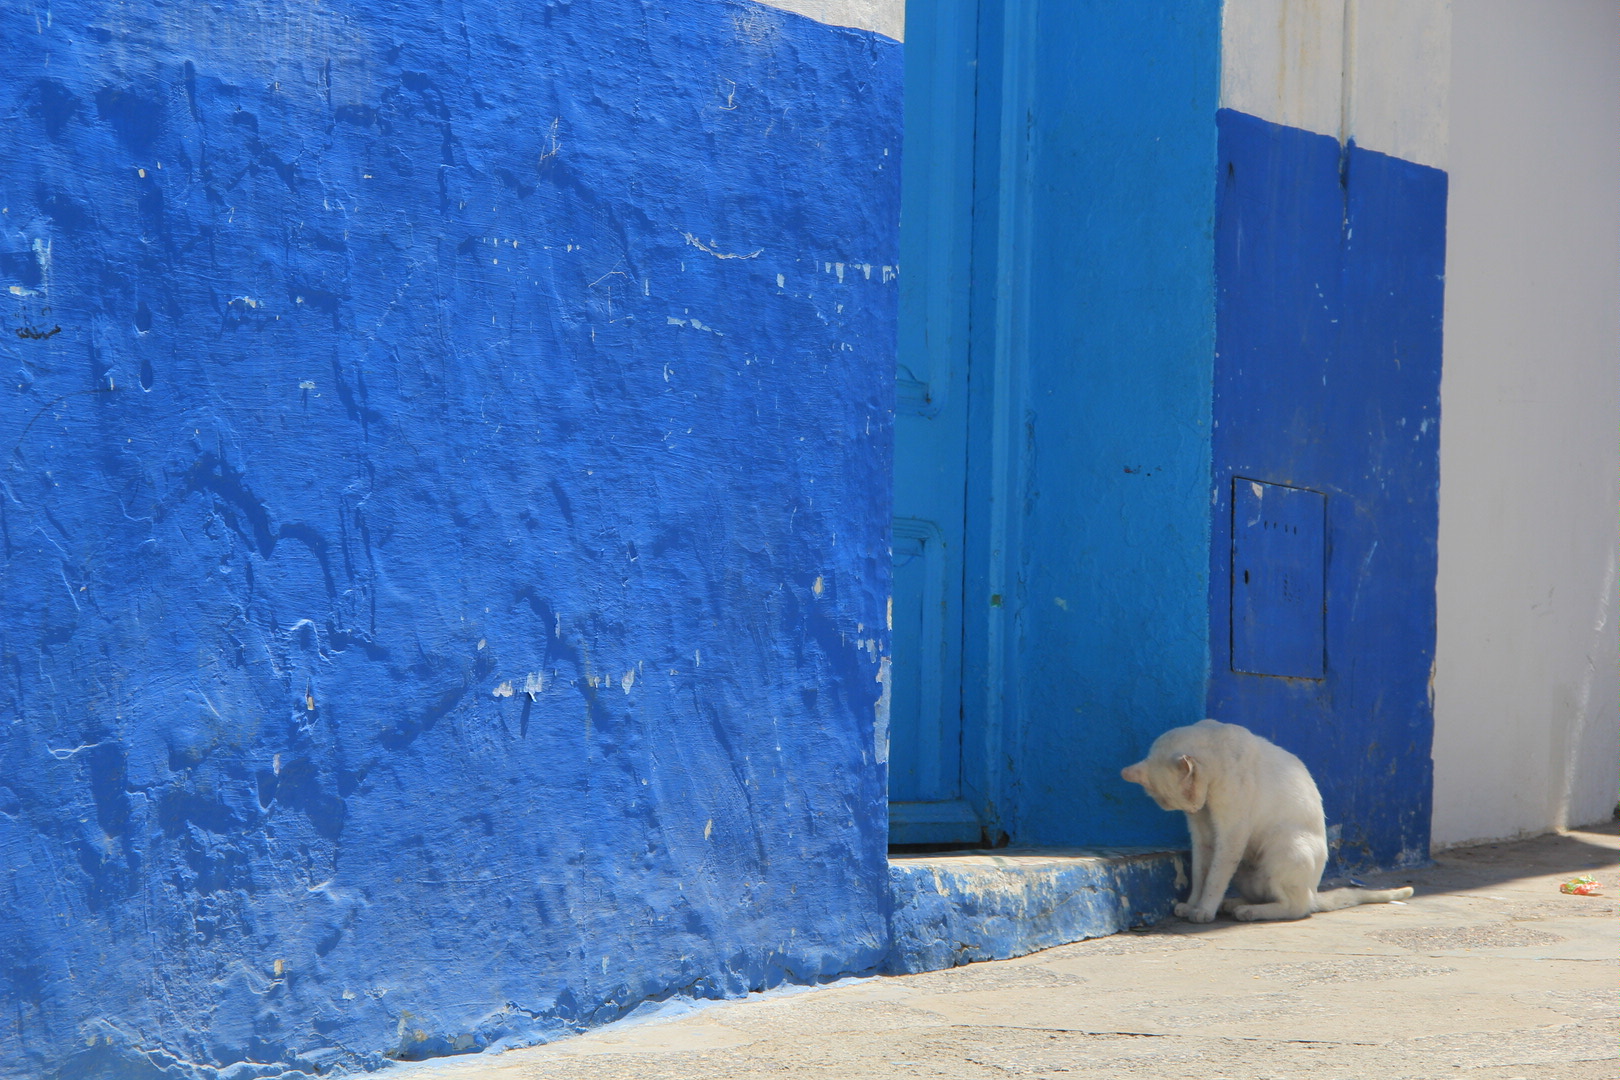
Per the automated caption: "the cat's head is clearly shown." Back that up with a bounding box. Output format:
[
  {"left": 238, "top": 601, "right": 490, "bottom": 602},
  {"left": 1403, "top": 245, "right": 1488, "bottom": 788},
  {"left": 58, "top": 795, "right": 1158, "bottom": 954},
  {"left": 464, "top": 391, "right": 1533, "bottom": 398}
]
[{"left": 1121, "top": 751, "right": 1208, "bottom": 813}]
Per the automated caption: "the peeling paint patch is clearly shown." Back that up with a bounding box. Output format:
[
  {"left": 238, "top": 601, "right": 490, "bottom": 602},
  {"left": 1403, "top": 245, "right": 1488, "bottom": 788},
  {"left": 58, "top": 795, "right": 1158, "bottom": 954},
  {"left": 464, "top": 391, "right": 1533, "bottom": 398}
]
[
  {"left": 874, "top": 656, "right": 891, "bottom": 765},
  {"left": 681, "top": 231, "right": 762, "bottom": 260}
]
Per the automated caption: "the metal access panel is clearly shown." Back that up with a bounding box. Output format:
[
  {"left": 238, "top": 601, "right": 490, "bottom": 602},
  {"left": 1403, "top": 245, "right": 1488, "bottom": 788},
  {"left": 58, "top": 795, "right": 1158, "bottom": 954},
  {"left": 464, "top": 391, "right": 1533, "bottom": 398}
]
[{"left": 1231, "top": 478, "right": 1326, "bottom": 679}]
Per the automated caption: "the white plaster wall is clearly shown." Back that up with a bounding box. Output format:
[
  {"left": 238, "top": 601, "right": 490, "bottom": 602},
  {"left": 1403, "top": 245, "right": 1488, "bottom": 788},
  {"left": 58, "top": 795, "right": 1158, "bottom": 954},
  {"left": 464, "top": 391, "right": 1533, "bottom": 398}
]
[
  {"left": 753, "top": 0, "right": 904, "bottom": 40},
  {"left": 1221, "top": 0, "right": 1346, "bottom": 143},
  {"left": 1432, "top": 0, "right": 1620, "bottom": 846},
  {"left": 1221, "top": 0, "right": 1450, "bottom": 168}
]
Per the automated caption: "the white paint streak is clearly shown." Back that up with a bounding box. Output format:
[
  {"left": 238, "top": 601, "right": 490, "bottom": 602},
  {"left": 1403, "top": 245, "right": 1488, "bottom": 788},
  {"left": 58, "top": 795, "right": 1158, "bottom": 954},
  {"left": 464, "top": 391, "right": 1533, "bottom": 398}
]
[
  {"left": 537, "top": 118, "right": 561, "bottom": 167},
  {"left": 32, "top": 238, "right": 50, "bottom": 287},
  {"left": 46, "top": 743, "right": 103, "bottom": 760}
]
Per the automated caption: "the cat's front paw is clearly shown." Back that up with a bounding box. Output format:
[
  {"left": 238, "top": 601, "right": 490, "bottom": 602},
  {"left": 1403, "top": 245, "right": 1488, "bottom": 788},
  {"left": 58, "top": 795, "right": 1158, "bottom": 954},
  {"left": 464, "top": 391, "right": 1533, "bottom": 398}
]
[
  {"left": 1173, "top": 902, "right": 1195, "bottom": 918},
  {"left": 1183, "top": 906, "right": 1216, "bottom": 924}
]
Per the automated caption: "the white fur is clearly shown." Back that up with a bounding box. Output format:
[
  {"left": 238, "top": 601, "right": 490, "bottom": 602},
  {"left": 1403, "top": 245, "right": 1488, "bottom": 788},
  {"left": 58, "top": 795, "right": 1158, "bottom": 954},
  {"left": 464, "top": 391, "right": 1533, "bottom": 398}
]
[{"left": 1120, "top": 719, "right": 1414, "bottom": 922}]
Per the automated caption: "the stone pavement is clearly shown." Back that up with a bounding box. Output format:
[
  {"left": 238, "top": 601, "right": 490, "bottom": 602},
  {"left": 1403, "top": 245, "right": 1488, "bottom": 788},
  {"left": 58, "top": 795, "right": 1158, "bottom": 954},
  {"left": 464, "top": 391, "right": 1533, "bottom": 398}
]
[{"left": 396, "top": 824, "right": 1618, "bottom": 1080}]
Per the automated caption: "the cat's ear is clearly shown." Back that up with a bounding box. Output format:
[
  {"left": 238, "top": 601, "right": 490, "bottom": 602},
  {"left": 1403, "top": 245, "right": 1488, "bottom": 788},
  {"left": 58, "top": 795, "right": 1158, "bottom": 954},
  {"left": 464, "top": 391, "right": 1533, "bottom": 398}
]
[
  {"left": 1121, "top": 762, "right": 1146, "bottom": 785},
  {"left": 1176, "top": 754, "right": 1208, "bottom": 810}
]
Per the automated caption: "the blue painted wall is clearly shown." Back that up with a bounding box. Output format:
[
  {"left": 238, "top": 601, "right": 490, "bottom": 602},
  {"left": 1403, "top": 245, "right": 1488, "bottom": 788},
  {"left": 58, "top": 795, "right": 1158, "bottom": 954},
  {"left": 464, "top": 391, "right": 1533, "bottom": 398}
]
[
  {"left": 1207, "top": 109, "right": 1446, "bottom": 872},
  {"left": 993, "top": 1, "right": 1220, "bottom": 846},
  {"left": 0, "top": 2, "right": 899, "bottom": 1075}
]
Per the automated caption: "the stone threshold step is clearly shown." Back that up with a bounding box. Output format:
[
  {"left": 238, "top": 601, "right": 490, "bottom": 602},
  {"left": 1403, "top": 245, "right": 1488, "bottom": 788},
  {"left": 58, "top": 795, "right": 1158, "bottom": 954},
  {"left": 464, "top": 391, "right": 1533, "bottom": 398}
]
[{"left": 885, "top": 847, "right": 1189, "bottom": 975}]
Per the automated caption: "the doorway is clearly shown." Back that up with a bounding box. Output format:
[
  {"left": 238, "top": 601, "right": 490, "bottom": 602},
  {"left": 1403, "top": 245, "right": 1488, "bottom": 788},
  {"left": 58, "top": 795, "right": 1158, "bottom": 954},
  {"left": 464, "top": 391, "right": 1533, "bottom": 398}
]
[{"left": 887, "top": 0, "right": 1222, "bottom": 851}]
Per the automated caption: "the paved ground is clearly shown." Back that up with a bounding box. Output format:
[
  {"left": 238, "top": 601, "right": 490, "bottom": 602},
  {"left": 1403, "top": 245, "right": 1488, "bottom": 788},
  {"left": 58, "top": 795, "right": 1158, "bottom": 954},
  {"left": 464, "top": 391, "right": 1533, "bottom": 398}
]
[{"left": 398, "top": 824, "right": 1619, "bottom": 1080}]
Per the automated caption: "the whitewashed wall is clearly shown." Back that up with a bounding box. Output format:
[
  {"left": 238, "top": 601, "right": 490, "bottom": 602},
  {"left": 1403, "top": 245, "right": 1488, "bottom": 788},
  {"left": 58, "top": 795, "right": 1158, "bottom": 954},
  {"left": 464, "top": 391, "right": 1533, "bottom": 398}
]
[
  {"left": 1431, "top": 0, "right": 1620, "bottom": 846},
  {"left": 1221, "top": 0, "right": 1450, "bottom": 168},
  {"left": 755, "top": 0, "right": 903, "bottom": 40}
]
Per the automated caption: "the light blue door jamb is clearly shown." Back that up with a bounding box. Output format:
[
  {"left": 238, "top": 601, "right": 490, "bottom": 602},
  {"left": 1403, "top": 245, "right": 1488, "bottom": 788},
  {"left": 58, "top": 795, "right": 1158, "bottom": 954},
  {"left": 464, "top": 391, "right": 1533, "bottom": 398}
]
[
  {"left": 889, "top": 0, "right": 980, "bottom": 844},
  {"left": 891, "top": 0, "right": 1036, "bottom": 847},
  {"left": 965, "top": 0, "right": 1037, "bottom": 847}
]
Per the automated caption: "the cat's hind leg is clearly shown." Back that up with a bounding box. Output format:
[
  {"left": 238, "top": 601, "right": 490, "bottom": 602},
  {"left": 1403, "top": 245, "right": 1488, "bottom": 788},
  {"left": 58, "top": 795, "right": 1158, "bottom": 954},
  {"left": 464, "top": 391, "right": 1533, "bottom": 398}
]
[
  {"left": 1229, "top": 883, "right": 1313, "bottom": 922},
  {"left": 1228, "top": 835, "right": 1318, "bottom": 920},
  {"left": 1217, "top": 863, "right": 1267, "bottom": 915}
]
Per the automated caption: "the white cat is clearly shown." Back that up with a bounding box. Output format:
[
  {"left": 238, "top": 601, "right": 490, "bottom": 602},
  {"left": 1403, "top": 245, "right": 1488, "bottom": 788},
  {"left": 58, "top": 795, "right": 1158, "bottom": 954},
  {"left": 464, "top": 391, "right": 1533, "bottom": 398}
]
[{"left": 1121, "top": 719, "right": 1414, "bottom": 922}]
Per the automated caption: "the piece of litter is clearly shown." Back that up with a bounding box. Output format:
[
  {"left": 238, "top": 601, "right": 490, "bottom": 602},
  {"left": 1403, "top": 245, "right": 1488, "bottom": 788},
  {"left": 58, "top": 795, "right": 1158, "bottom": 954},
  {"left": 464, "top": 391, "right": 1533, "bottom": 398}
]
[
  {"left": 1388, "top": 900, "right": 1407, "bottom": 905},
  {"left": 1560, "top": 875, "right": 1601, "bottom": 896}
]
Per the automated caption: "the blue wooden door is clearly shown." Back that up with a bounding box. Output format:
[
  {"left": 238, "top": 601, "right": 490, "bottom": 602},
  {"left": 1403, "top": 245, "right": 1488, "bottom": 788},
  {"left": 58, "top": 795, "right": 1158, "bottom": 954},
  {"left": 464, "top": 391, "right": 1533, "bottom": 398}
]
[{"left": 889, "top": 0, "right": 981, "bottom": 847}]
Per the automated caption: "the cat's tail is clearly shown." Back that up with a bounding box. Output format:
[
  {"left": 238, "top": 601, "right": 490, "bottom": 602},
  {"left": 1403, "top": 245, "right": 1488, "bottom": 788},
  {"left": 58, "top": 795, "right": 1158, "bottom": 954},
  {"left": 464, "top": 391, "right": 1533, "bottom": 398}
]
[{"left": 1313, "top": 885, "right": 1415, "bottom": 912}]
